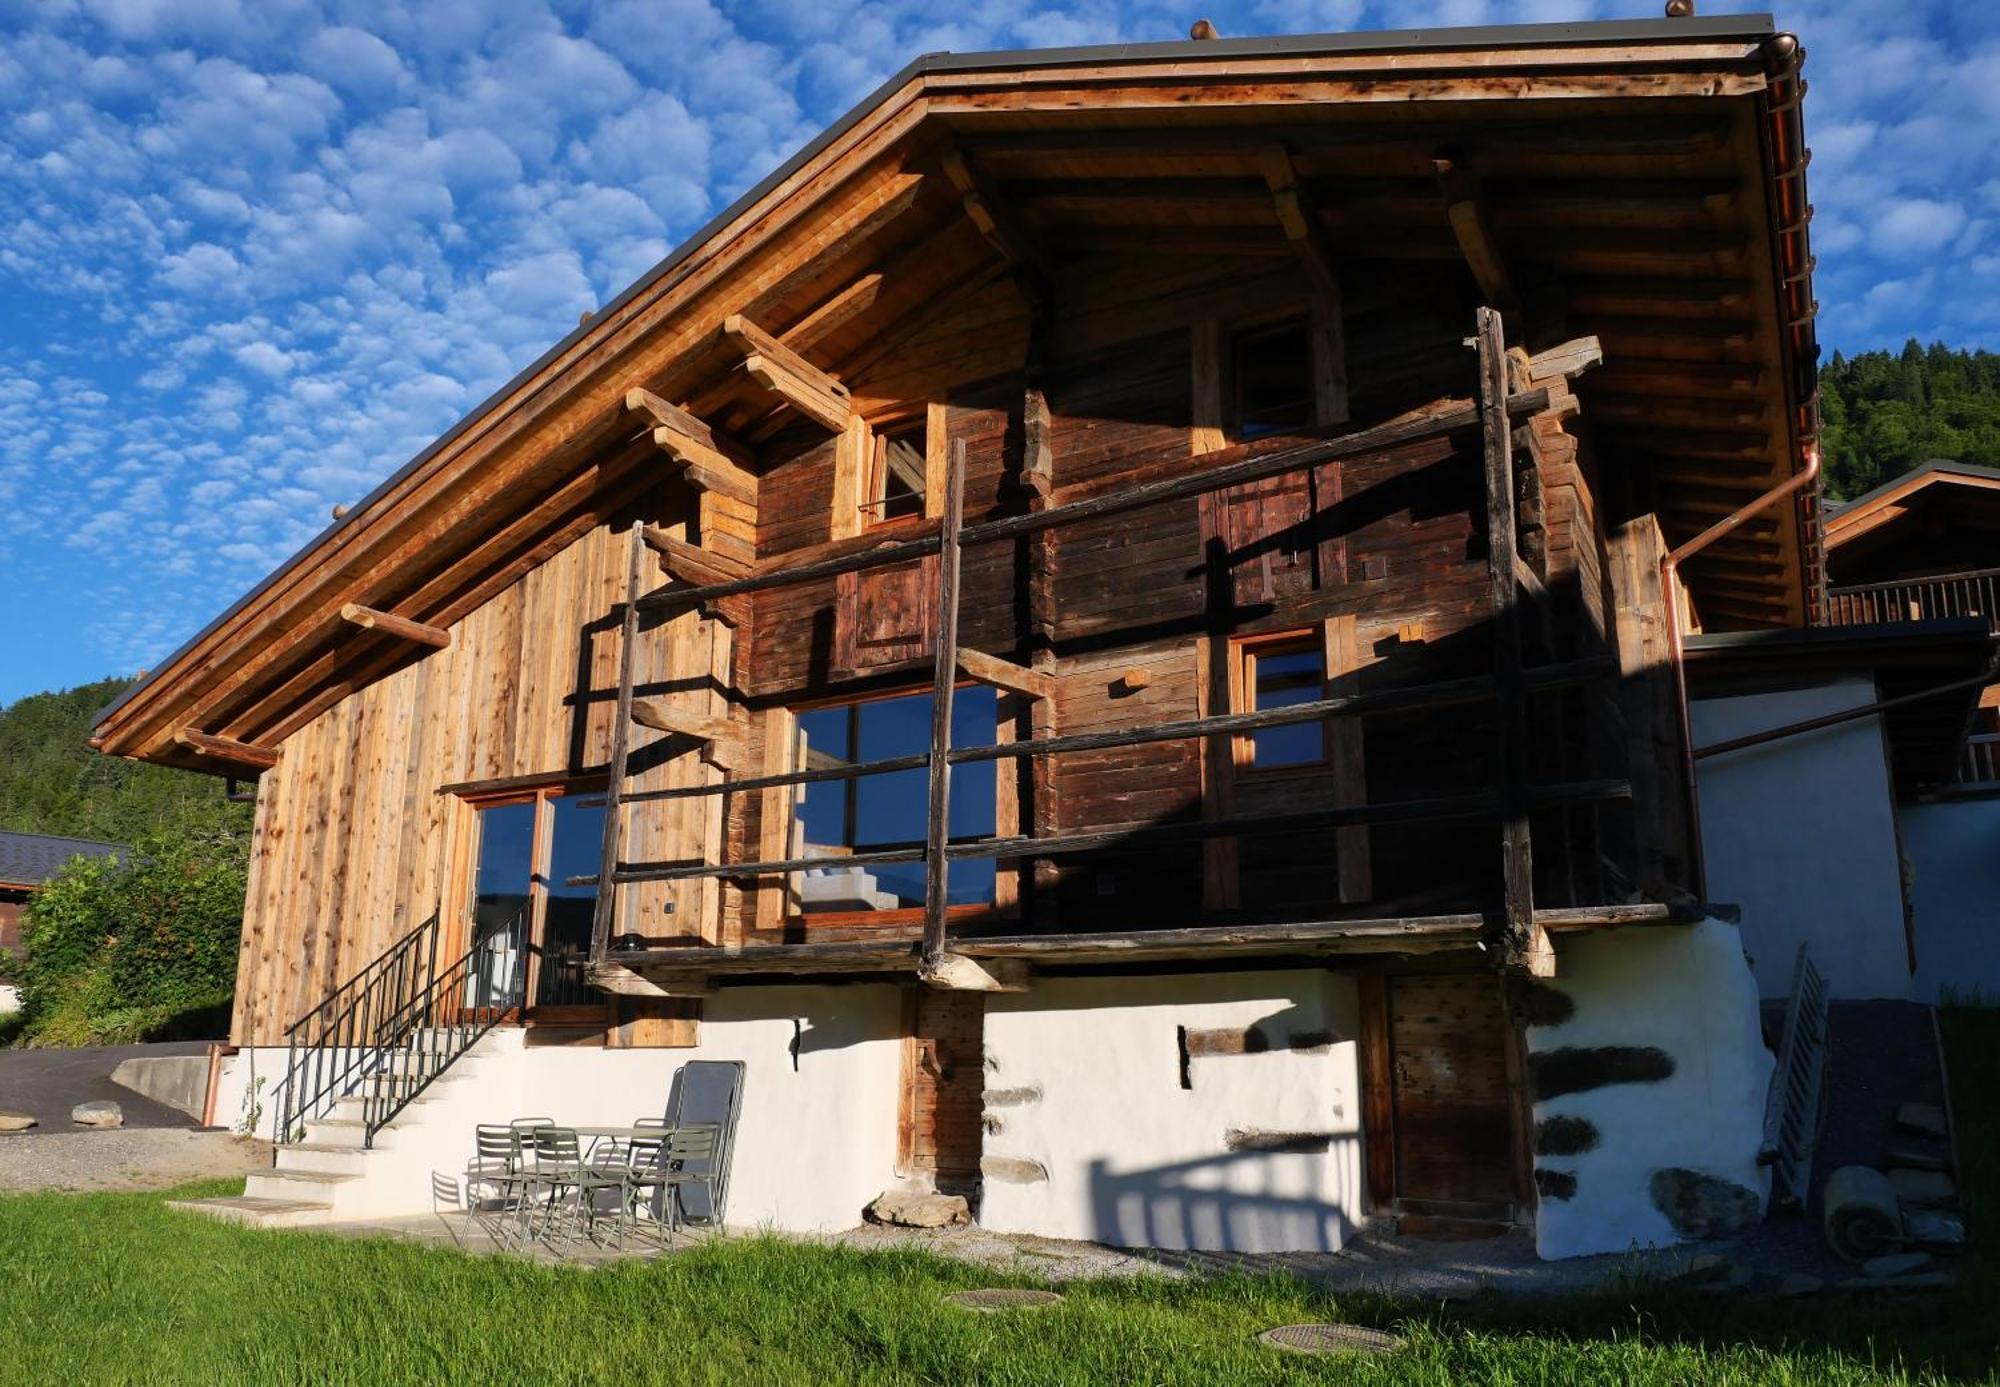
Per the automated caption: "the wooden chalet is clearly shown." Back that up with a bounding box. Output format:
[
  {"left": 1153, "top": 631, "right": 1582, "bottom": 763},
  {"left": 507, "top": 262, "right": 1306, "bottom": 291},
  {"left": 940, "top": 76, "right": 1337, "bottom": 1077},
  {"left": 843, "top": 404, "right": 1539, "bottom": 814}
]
[{"left": 97, "top": 15, "right": 1830, "bottom": 1251}]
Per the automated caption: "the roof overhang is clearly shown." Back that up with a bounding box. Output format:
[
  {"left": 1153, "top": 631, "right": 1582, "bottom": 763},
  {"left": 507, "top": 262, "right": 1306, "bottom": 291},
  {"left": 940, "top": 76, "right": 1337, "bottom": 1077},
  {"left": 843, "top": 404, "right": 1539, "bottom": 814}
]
[{"left": 94, "top": 14, "right": 1818, "bottom": 774}]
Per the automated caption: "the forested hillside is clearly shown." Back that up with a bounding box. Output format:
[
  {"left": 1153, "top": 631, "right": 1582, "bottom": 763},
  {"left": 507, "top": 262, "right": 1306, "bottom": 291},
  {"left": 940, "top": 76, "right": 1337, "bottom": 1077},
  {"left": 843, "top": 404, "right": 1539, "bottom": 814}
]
[
  {"left": 1820, "top": 342, "right": 2000, "bottom": 500},
  {"left": 0, "top": 677, "right": 250, "bottom": 846}
]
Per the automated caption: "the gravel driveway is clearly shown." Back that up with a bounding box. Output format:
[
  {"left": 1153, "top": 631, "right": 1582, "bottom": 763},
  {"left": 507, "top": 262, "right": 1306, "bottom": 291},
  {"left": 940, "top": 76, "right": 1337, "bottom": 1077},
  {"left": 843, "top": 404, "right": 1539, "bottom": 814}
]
[{"left": 0, "top": 1129, "right": 269, "bottom": 1193}]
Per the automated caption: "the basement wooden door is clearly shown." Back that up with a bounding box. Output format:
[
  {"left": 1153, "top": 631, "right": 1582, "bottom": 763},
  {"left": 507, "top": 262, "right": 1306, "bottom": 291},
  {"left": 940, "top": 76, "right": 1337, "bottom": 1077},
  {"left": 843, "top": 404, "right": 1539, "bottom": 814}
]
[
  {"left": 1382, "top": 974, "right": 1520, "bottom": 1221},
  {"left": 897, "top": 989, "right": 984, "bottom": 1193}
]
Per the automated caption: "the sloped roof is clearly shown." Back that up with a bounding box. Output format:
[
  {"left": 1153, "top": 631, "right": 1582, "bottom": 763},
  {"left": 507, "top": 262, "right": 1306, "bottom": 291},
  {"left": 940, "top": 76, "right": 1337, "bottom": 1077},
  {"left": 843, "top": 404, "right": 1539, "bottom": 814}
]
[
  {"left": 91, "top": 12, "right": 1816, "bottom": 773},
  {"left": 0, "top": 831, "right": 125, "bottom": 890}
]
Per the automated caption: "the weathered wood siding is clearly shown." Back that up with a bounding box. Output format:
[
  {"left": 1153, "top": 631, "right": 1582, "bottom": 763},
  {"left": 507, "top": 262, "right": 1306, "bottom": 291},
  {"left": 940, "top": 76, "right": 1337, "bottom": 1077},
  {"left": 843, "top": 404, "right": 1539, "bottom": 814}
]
[{"left": 232, "top": 487, "right": 710, "bottom": 1044}]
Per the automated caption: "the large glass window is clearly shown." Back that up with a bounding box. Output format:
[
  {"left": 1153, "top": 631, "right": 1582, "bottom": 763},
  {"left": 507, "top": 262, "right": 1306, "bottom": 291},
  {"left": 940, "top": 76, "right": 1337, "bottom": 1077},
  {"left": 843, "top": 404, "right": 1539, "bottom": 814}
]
[
  {"left": 1238, "top": 634, "right": 1329, "bottom": 771},
  {"left": 464, "top": 786, "right": 605, "bottom": 1011},
  {"left": 793, "top": 686, "right": 997, "bottom": 912}
]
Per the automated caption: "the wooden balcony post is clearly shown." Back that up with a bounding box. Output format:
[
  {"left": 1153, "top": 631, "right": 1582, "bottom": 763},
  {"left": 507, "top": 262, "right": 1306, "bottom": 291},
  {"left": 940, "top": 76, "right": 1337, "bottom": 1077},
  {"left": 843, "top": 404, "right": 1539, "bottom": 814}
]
[{"left": 920, "top": 440, "right": 968, "bottom": 977}]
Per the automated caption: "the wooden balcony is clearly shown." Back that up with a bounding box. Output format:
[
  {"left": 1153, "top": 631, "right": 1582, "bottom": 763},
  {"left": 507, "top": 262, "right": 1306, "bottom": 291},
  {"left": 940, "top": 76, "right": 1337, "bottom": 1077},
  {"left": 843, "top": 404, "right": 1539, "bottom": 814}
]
[{"left": 1825, "top": 568, "right": 2000, "bottom": 631}]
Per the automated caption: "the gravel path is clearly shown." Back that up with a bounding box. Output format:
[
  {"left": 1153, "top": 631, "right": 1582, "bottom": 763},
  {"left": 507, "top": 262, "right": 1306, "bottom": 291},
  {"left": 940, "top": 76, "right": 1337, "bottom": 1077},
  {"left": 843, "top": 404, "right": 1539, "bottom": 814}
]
[{"left": 0, "top": 1130, "right": 269, "bottom": 1193}]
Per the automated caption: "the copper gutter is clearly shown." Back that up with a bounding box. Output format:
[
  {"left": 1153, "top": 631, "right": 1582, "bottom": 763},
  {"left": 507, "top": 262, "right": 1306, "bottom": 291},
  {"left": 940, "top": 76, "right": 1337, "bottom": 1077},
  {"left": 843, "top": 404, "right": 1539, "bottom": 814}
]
[{"left": 1663, "top": 441, "right": 1821, "bottom": 897}]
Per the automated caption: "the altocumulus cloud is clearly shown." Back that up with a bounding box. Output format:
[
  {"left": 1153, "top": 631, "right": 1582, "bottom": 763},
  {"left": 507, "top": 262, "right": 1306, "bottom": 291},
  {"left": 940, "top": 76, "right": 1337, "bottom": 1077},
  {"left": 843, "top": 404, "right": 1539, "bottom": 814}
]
[{"left": 0, "top": 0, "right": 1994, "bottom": 695}]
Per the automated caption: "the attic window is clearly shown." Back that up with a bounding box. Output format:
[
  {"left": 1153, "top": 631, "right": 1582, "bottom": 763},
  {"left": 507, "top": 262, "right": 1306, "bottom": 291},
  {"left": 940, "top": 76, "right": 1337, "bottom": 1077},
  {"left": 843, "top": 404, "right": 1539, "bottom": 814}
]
[
  {"left": 864, "top": 419, "right": 928, "bottom": 526},
  {"left": 1232, "top": 318, "right": 1312, "bottom": 440}
]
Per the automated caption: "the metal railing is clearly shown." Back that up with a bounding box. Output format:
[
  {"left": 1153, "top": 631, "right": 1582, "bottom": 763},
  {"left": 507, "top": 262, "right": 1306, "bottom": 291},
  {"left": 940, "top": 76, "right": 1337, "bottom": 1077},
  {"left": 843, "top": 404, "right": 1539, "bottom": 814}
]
[
  {"left": 1825, "top": 567, "right": 2000, "bottom": 630},
  {"left": 274, "top": 909, "right": 527, "bottom": 1147}
]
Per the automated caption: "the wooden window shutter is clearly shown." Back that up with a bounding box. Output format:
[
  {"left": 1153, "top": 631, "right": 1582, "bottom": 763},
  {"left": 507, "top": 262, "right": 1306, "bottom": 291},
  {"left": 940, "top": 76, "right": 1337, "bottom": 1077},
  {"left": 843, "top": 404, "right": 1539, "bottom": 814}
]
[
  {"left": 1221, "top": 472, "right": 1315, "bottom": 605},
  {"left": 834, "top": 554, "right": 938, "bottom": 675}
]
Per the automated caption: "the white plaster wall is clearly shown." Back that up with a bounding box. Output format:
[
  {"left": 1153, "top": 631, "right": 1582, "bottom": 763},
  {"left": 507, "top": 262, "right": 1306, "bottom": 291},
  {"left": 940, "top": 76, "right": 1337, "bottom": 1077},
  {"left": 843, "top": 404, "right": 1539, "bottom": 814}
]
[
  {"left": 214, "top": 983, "right": 904, "bottom": 1229},
  {"left": 1530, "top": 919, "right": 1774, "bottom": 1260},
  {"left": 982, "top": 970, "right": 1365, "bottom": 1255},
  {"left": 1904, "top": 797, "right": 2000, "bottom": 1005},
  {"left": 0, "top": 983, "right": 18, "bottom": 1015},
  {"left": 1692, "top": 678, "right": 1912, "bottom": 1000}
]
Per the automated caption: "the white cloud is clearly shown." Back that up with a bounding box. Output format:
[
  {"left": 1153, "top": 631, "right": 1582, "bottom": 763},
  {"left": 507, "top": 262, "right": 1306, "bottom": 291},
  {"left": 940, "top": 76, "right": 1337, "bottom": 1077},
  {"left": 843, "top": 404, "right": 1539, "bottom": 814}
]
[{"left": 1872, "top": 198, "right": 1970, "bottom": 258}]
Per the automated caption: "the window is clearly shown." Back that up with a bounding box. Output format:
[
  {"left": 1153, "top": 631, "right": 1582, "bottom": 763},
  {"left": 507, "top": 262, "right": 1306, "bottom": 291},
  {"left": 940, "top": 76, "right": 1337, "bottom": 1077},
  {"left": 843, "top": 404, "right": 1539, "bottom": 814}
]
[
  {"left": 863, "top": 418, "right": 928, "bottom": 526},
  {"left": 1231, "top": 317, "right": 1312, "bottom": 440},
  {"left": 1238, "top": 633, "right": 1328, "bottom": 771},
  {"left": 792, "top": 686, "right": 997, "bottom": 913},
  {"left": 465, "top": 785, "right": 606, "bottom": 1012}
]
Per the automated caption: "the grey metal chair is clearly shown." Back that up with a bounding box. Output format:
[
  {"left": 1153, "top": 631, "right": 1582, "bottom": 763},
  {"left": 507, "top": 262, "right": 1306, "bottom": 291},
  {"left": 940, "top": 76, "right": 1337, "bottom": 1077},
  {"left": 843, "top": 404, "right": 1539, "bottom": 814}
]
[
  {"left": 641, "top": 1125, "right": 720, "bottom": 1247},
  {"left": 526, "top": 1127, "right": 625, "bottom": 1248},
  {"left": 466, "top": 1124, "right": 532, "bottom": 1245}
]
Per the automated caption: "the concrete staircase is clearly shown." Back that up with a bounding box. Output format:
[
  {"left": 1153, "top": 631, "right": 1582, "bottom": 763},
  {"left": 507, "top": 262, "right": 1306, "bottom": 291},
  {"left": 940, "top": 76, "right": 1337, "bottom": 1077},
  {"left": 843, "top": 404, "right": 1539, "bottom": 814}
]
[{"left": 168, "top": 1029, "right": 523, "bottom": 1229}]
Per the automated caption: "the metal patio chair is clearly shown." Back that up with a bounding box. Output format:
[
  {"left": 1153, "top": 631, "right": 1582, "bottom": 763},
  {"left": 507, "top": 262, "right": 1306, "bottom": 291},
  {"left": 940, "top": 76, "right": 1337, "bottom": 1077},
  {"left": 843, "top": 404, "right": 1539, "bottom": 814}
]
[
  {"left": 526, "top": 1126, "right": 625, "bottom": 1249},
  {"left": 465, "top": 1123, "right": 532, "bottom": 1246},
  {"left": 641, "top": 1124, "right": 721, "bottom": 1248}
]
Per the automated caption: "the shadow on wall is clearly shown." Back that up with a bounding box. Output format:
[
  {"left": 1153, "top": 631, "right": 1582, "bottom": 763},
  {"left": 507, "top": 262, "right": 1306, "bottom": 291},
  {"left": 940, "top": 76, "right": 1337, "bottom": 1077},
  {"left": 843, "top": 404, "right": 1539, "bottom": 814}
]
[{"left": 1086, "top": 1139, "right": 1361, "bottom": 1254}]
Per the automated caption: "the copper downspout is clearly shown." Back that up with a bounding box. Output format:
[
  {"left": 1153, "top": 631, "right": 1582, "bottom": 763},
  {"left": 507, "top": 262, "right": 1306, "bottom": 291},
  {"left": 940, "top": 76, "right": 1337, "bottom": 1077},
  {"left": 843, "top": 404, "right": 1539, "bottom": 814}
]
[{"left": 1662, "top": 442, "right": 1822, "bottom": 898}]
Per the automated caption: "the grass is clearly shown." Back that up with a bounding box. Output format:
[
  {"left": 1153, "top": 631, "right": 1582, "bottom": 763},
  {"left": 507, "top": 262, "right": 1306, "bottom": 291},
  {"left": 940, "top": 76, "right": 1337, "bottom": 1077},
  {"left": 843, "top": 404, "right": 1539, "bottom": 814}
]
[{"left": 0, "top": 1012, "right": 1993, "bottom": 1385}]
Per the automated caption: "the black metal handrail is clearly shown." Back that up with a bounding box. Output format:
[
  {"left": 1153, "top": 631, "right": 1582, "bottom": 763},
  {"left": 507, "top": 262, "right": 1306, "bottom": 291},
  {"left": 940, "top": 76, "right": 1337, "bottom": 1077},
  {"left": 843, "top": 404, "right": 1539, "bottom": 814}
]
[{"left": 273, "top": 909, "right": 527, "bottom": 1146}]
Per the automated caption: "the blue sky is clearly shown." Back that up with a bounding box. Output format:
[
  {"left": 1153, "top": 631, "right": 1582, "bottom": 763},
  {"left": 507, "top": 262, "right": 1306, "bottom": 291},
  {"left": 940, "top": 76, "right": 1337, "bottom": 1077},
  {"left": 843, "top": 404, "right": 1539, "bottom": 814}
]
[{"left": 1, "top": 0, "right": 1996, "bottom": 707}]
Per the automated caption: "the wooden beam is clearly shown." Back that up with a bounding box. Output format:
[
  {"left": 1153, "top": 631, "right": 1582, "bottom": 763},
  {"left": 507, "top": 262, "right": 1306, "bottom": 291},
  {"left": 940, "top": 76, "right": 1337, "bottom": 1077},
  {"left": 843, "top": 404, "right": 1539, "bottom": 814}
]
[
  {"left": 782, "top": 272, "right": 883, "bottom": 352},
  {"left": 921, "top": 440, "right": 968, "bottom": 976},
  {"left": 336, "top": 603, "right": 450, "bottom": 649},
  {"left": 642, "top": 527, "right": 751, "bottom": 586},
  {"left": 174, "top": 727, "right": 280, "bottom": 770},
  {"left": 589, "top": 523, "right": 645, "bottom": 967},
  {"left": 624, "top": 390, "right": 761, "bottom": 507},
  {"left": 1257, "top": 146, "right": 1338, "bottom": 297},
  {"left": 721, "top": 314, "right": 851, "bottom": 432},
  {"left": 631, "top": 697, "right": 735, "bottom": 745},
  {"left": 957, "top": 648, "right": 1054, "bottom": 701},
  {"left": 1436, "top": 157, "right": 1519, "bottom": 317},
  {"left": 939, "top": 147, "right": 1051, "bottom": 303}
]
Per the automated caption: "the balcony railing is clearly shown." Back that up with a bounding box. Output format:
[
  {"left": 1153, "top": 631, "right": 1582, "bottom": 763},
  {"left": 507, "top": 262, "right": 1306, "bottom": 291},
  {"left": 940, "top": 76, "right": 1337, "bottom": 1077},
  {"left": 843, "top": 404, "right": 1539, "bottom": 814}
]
[
  {"left": 1825, "top": 568, "right": 2000, "bottom": 630},
  {"left": 1963, "top": 733, "right": 2000, "bottom": 789}
]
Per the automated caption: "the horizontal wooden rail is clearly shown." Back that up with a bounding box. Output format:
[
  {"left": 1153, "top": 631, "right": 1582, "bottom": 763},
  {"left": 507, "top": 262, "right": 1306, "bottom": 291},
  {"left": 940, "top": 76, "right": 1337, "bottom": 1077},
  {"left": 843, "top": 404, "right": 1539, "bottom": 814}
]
[
  {"left": 637, "top": 389, "right": 1550, "bottom": 613},
  {"left": 587, "top": 776, "right": 1629, "bottom": 887},
  {"left": 614, "top": 655, "right": 1614, "bottom": 808}
]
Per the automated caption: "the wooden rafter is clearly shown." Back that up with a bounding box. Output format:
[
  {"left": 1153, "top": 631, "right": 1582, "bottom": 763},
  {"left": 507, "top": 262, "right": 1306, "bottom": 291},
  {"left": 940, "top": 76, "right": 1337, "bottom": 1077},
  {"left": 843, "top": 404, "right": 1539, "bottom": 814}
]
[
  {"left": 174, "top": 727, "right": 280, "bottom": 770},
  {"left": 939, "top": 147, "right": 1051, "bottom": 304},
  {"left": 1435, "top": 155, "right": 1519, "bottom": 318},
  {"left": 624, "top": 387, "right": 759, "bottom": 504},
  {"left": 721, "top": 314, "right": 851, "bottom": 432},
  {"left": 642, "top": 526, "right": 751, "bottom": 587},
  {"left": 1258, "top": 146, "right": 1349, "bottom": 425},
  {"left": 337, "top": 603, "right": 450, "bottom": 649},
  {"left": 782, "top": 272, "right": 884, "bottom": 352}
]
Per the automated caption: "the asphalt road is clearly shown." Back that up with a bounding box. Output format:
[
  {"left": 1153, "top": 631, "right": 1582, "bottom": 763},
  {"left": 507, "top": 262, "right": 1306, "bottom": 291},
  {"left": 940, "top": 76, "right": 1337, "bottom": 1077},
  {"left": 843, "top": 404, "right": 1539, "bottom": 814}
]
[{"left": 0, "top": 1042, "right": 210, "bottom": 1131}]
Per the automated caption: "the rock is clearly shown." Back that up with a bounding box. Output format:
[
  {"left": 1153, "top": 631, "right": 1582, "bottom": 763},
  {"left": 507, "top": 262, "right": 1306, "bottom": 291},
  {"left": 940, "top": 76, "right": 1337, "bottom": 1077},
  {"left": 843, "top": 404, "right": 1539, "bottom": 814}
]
[
  {"left": 866, "top": 1189, "right": 970, "bottom": 1229},
  {"left": 0, "top": 1112, "right": 36, "bottom": 1133},
  {"left": 1906, "top": 1211, "right": 1966, "bottom": 1246},
  {"left": 1649, "top": 1168, "right": 1761, "bottom": 1239},
  {"left": 1861, "top": 1251, "right": 1933, "bottom": 1278},
  {"left": 1776, "top": 1273, "right": 1823, "bottom": 1297},
  {"left": 1887, "top": 1169, "right": 1956, "bottom": 1208},
  {"left": 1894, "top": 1103, "right": 1949, "bottom": 1138},
  {"left": 70, "top": 1101, "right": 123, "bottom": 1129},
  {"left": 1834, "top": 1272, "right": 1957, "bottom": 1293},
  {"left": 1697, "top": 1265, "right": 1754, "bottom": 1296}
]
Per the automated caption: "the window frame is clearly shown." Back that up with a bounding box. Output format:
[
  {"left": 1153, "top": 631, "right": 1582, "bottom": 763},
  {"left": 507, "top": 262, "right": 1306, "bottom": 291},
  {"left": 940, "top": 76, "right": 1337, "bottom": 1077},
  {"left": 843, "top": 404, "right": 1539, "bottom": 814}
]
[
  {"left": 860, "top": 413, "right": 932, "bottom": 532},
  {"left": 783, "top": 679, "right": 1003, "bottom": 926},
  {"left": 1231, "top": 628, "right": 1333, "bottom": 779},
  {"left": 454, "top": 778, "right": 609, "bottom": 1023}
]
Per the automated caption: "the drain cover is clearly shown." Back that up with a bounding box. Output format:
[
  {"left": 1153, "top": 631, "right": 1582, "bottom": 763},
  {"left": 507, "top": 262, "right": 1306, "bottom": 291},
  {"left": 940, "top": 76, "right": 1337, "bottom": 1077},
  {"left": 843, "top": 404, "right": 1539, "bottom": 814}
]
[
  {"left": 947, "top": 1288, "right": 1064, "bottom": 1312},
  {"left": 1257, "top": 1323, "right": 1401, "bottom": 1356}
]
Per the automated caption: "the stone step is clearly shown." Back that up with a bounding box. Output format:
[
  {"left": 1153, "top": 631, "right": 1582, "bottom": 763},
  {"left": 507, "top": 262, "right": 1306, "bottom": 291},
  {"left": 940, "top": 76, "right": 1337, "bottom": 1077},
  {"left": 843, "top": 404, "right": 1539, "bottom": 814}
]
[
  {"left": 300, "top": 1118, "right": 373, "bottom": 1149},
  {"left": 166, "top": 1196, "right": 335, "bottom": 1229},
  {"left": 245, "top": 1168, "right": 364, "bottom": 1207},
  {"left": 276, "top": 1143, "right": 378, "bottom": 1176}
]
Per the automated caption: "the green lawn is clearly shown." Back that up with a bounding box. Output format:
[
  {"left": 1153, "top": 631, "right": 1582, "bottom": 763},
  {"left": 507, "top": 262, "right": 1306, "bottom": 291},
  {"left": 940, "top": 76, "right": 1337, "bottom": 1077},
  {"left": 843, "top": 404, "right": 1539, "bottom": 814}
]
[{"left": 0, "top": 1010, "right": 1993, "bottom": 1386}]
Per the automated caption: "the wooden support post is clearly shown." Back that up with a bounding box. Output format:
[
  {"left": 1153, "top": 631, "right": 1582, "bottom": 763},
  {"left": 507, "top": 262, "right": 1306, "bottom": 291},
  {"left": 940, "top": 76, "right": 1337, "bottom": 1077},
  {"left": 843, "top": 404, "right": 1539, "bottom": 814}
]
[
  {"left": 919, "top": 440, "right": 968, "bottom": 978},
  {"left": 337, "top": 603, "right": 450, "bottom": 649},
  {"left": 173, "top": 727, "right": 281, "bottom": 770},
  {"left": 1323, "top": 616, "right": 1372, "bottom": 904},
  {"left": 1022, "top": 313, "right": 1062, "bottom": 923},
  {"left": 1477, "top": 307, "right": 1552, "bottom": 977},
  {"left": 939, "top": 147, "right": 1051, "bottom": 304},
  {"left": 590, "top": 521, "right": 647, "bottom": 966},
  {"left": 1437, "top": 158, "right": 1520, "bottom": 320}
]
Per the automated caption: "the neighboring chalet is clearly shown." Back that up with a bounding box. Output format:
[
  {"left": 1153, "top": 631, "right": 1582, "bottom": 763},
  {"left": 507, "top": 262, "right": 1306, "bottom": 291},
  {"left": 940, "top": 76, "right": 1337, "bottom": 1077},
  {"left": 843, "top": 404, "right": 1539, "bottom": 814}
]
[
  {"left": 91, "top": 16, "right": 1980, "bottom": 1257},
  {"left": 0, "top": 831, "right": 126, "bottom": 1012}
]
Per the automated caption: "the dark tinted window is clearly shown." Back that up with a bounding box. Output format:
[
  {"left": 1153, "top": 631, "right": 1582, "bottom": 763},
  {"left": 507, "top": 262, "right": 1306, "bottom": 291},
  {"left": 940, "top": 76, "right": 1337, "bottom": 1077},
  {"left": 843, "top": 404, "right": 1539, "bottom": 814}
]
[
  {"left": 1233, "top": 318, "right": 1312, "bottom": 439},
  {"left": 1248, "top": 641, "right": 1327, "bottom": 769}
]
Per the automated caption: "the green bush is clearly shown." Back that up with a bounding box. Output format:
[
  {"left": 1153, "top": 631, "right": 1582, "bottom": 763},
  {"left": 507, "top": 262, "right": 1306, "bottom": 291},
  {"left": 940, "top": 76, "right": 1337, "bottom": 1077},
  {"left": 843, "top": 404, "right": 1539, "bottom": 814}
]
[{"left": 15, "top": 830, "right": 246, "bottom": 1047}]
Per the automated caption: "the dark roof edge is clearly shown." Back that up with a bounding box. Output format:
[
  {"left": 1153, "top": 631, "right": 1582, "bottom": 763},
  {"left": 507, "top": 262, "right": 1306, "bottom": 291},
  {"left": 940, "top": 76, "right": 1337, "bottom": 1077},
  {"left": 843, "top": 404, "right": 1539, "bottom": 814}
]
[
  {"left": 96, "top": 12, "right": 1780, "bottom": 733},
  {"left": 1826, "top": 458, "right": 2000, "bottom": 519},
  {"left": 1685, "top": 617, "right": 1995, "bottom": 656}
]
